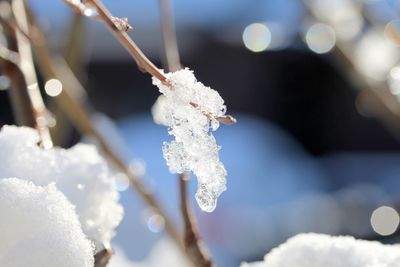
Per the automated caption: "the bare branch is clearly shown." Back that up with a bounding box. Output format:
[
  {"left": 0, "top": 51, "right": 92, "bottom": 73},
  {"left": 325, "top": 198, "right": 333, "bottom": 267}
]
[{"left": 9, "top": 0, "right": 53, "bottom": 148}]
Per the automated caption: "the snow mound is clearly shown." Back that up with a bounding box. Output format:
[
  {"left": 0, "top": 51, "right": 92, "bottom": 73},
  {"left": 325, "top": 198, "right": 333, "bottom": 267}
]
[
  {"left": 0, "top": 125, "right": 123, "bottom": 249},
  {"left": 109, "top": 238, "right": 191, "bottom": 267},
  {"left": 152, "top": 68, "right": 227, "bottom": 212},
  {"left": 241, "top": 233, "right": 400, "bottom": 267},
  {"left": 0, "top": 178, "right": 94, "bottom": 267}
]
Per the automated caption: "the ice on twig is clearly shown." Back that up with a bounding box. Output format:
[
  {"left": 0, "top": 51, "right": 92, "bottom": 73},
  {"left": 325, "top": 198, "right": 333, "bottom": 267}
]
[
  {"left": 0, "top": 178, "right": 94, "bottom": 267},
  {"left": 152, "top": 68, "right": 227, "bottom": 212},
  {"left": 0, "top": 125, "right": 123, "bottom": 249},
  {"left": 241, "top": 233, "right": 400, "bottom": 267}
]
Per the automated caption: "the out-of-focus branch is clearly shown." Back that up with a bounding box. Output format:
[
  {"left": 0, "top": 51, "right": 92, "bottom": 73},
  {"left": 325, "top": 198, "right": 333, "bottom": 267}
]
[
  {"left": 26, "top": 5, "right": 184, "bottom": 260},
  {"left": 9, "top": 0, "right": 53, "bottom": 148},
  {"left": 159, "top": 0, "right": 181, "bottom": 73},
  {"left": 0, "top": 15, "right": 34, "bottom": 127},
  {"left": 63, "top": 14, "right": 86, "bottom": 73},
  {"left": 302, "top": 2, "right": 400, "bottom": 137},
  {"left": 159, "top": 0, "right": 214, "bottom": 266},
  {"left": 49, "top": 13, "right": 86, "bottom": 146},
  {"left": 62, "top": 0, "right": 236, "bottom": 125},
  {"left": 179, "top": 174, "right": 213, "bottom": 267},
  {"left": 94, "top": 248, "right": 112, "bottom": 267},
  {"left": 0, "top": 42, "right": 36, "bottom": 127}
]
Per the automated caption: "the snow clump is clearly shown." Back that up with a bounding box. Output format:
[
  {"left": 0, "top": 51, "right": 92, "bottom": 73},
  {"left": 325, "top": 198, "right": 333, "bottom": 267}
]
[
  {"left": 0, "top": 178, "right": 94, "bottom": 267},
  {"left": 241, "top": 233, "right": 400, "bottom": 267},
  {"left": 0, "top": 125, "right": 123, "bottom": 249},
  {"left": 152, "top": 68, "right": 227, "bottom": 212}
]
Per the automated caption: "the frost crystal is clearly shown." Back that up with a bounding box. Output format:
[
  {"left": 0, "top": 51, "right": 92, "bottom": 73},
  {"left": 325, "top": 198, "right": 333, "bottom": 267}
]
[
  {"left": 0, "top": 178, "right": 94, "bottom": 267},
  {"left": 241, "top": 233, "right": 400, "bottom": 267},
  {"left": 0, "top": 125, "right": 123, "bottom": 249},
  {"left": 152, "top": 68, "right": 227, "bottom": 212}
]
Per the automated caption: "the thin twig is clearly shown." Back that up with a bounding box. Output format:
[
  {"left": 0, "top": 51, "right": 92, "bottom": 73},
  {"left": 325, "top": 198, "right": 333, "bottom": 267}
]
[
  {"left": 159, "top": 0, "right": 215, "bottom": 266},
  {"left": 62, "top": 0, "right": 236, "bottom": 125},
  {"left": 10, "top": 0, "right": 53, "bottom": 148},
  {"left": 85, "top": 0, "right": 167, "bottom": 81}
]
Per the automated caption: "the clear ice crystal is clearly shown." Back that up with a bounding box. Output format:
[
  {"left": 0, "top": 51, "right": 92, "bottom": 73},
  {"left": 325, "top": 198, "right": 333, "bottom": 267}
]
[
  {"left": 195, "top": 183, "right": 218, "bottom": 212},
  {"left": 152, "top": 68, "right": 228, "bottom": 212}
]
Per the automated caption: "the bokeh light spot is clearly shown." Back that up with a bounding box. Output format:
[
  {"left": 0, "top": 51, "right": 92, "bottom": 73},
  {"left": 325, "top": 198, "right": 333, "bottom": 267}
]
[
  {"left": 370, "top": 206, "right": 399, "bottom": 236},
  {"left": 113, "top": 173, "right": 130, "bottom": 192},
  {"left": 385, "top": 20, "right": 400, "bottom": 46},
  {"left": 388, "top": 66, "right": 400, "bottom": 95},
  {"left": 305, "top": 23, "right": 336, "bottom": 54},
  {"left": 0, "top": 76, "right": 10, "bottom": 91},
  {"left": 44, "top": 79, "right": 63, "bottom": 97},
  {"left": 147, "top": 214, "right": 165, "bottom": 233},
  {"left": 242, "top": 23, "right": 271, "bottom": 53}
]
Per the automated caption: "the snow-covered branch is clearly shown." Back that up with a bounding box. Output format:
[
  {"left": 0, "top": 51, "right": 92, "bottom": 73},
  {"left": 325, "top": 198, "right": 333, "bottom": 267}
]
[{"left": 62, "top": 0, "right": 236, "bottom": 126}]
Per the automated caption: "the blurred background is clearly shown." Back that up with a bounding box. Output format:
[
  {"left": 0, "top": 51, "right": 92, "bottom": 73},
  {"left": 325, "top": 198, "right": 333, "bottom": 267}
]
[{"left": 1, "top": 0, "right": 400, "bottom": 266}]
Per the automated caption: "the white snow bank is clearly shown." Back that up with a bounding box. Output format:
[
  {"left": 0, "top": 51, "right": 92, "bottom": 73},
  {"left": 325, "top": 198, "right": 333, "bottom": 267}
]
[
  {"left": 0, "top": 125, "right": 123, "bottom": 249},
  {"left": 0, "top": 178, "right": 94, "bottom": 267},
  {"left": 152, "top": 68, "right": 227, "bottom": 212},
  {"left": 241, "top": 233, "right": 400, "bottom": 267}
]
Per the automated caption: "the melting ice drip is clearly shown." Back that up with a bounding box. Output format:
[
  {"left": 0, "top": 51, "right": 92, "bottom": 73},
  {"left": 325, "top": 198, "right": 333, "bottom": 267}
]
[{"left": 152, "top": 68, "right": 228, "bottom": 212}]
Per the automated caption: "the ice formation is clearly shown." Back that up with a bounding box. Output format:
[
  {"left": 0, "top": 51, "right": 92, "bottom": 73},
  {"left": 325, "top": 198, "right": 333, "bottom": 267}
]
[
  {"left": 241, "top": 233, "right": 400, "bottom": 267},
  {"left": 152, "top": 68, "right": 227, "bottom": 212},
  {"left": 0, "top": 178, "right": 94, "bottom": 267},
  {"left": 0, "top": 125, "right": 123, "bottom": 249}
]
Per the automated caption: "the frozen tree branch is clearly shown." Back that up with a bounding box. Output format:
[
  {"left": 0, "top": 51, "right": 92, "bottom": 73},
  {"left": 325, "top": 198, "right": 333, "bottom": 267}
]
[{"left": 62, "top": 0, "right": 236, "bottom": 125}]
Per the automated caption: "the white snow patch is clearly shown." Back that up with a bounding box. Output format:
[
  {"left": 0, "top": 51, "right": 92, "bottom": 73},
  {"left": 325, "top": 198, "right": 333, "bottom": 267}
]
[
  {"left": 241, "top": 233, "right": 400, "bottom": 267},
  {"left": 0, "top": 125, "right": 123, "bottom": 249},
  {"left": 152, "top": 68, "right": 227, "bottom": 212},
  {"left": 109, "top": 238, "right": 191, "bottom": 267},
  {"left": 0, "top": 178, "right": 94, "bottom": 267}
]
